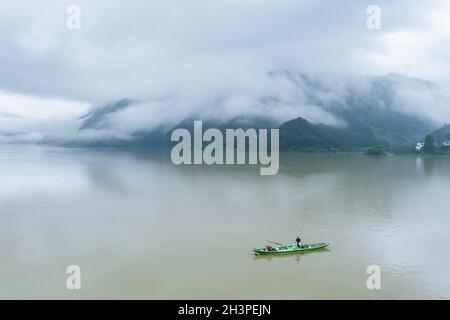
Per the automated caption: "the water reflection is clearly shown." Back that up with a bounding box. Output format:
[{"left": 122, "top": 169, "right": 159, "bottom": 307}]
[
  {"left": 415, "top": 156, "right": 423, "bottom": 170},
  {"left": 423, "top": 156, "right": 435, "bottom": 176},
  {"left": 1, "top": 146, "right": 450, "bottom": 299},
  {"left": 253, "top": 248, "right": 331, "bottom": 262}
]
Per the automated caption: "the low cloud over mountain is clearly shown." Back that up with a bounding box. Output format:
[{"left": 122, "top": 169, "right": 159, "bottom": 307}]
[{"left": 33, "top": 70, "right": 442, "bottom": 149}]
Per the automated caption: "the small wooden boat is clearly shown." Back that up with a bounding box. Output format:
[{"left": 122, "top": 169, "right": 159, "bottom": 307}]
[{"left": 253, "top": 242, "right": 329, "bottom": 255}]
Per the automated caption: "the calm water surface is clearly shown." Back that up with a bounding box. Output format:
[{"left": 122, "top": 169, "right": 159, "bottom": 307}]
[{"left": 0, "top": 145, "right": 450, "bottom": 299}]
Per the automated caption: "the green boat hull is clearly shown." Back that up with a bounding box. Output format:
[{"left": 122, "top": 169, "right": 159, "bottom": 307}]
[{"left": 253, "top": 242, "right": 329, "bottom": 255}]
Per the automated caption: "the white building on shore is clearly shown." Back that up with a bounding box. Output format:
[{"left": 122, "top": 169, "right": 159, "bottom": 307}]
[{"left": 416, "top": 142, "right": 424, "bottom": 151}]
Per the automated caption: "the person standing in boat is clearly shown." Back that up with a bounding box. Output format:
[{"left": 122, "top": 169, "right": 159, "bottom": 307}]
[{"left": 296, "top": 236, "right": 301, "bottom": 247}]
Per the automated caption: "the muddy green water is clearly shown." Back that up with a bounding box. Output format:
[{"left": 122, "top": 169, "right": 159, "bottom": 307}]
[{"left": 0, "top": 145, "right": 449, "bottom": 299}]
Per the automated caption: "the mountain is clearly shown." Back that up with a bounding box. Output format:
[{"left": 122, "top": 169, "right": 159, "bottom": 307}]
[
  {"left": 170, "top": 116, "right": 279, "bottom": 134},
  {"left": 72, "top": 97, "right": 281, "bottom": 147},
  {"left": 51, "top": 98, "right": 167, "bottom": 147},
  {"left": 279, "top": 117, "right": 366, "bottom": 151},
  {"left": 431, "top": 124, "right": 450, "bottom": 145},
  {"left": 53, "top": 116, "right": 277, "bottom": 148},
  {"left": 79, "top": 98, "right": 137, "bottom": 131},
  {"left": 270, "top": 70, "right": 435, "bottom": 148},
  {"left": 46, "top": 71, "right": 440, "bottom": 150}
]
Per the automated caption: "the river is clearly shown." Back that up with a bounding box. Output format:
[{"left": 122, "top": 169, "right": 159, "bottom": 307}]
[{"left": 0, "top": 145, "right": 449, "bottom": 299}]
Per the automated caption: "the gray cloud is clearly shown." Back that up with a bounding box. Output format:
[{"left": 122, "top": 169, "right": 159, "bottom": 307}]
[{"left": 0, "top": 0, "right": 450, "bottom": 140}]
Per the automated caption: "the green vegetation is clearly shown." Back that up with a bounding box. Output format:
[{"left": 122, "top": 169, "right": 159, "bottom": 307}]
[
  {"left": 431, "top": 124, "right": 450, "bottom": 145},
  {"left": 279, "top": 117, "right": 349, "bottom": 152},
  {"left": 424, "top": 134, "right": 435, "bottom": 153},
  {"left": 364, "top": 146, "right": 385, "bottom": 156}
]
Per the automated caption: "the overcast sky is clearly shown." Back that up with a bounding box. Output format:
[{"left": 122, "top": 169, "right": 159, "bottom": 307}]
[{"left": 0, "top": 0, "right": 449, "bottom": 122}]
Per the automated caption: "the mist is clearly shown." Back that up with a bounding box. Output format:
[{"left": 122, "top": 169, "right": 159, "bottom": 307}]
[{"left": 1, "top": 0, "right": 450, "bottom": 141}]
